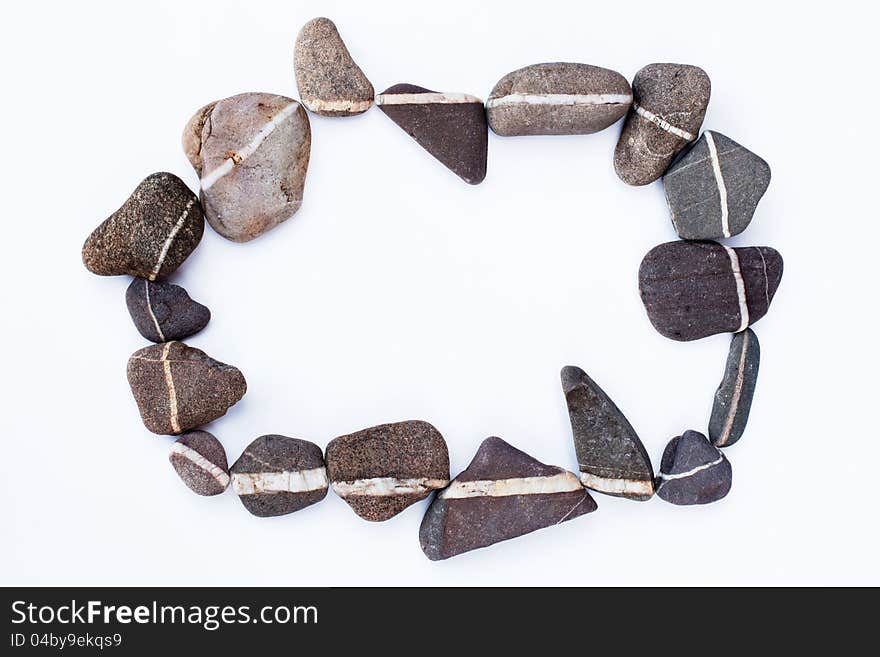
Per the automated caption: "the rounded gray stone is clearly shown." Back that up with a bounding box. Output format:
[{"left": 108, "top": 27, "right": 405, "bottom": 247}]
[
  {"left": 169, "top": 431, "right": 229, "bottom": 496},
  {"left": 125, "top": 278, "right": 210, "bottom": 343},
  {"left": 656, "top": 430, "right": 732, "bottom": 505}
]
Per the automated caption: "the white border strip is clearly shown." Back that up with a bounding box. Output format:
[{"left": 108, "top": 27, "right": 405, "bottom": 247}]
[
  {"left": 580, "top": 471, "right": 654, "bottom": 497},
  {"left": 723, "top": 245, "right": 750, "bottom": 332},
  {"left": 332, "top": 476, "right": 448, "bottom": 497},
  {"left": 441, "top": 472, "right": 583, "bottom": 499},
  {"left": 232, "top": 467, "right": 328, "bottom": 496},
  {"left": 705, "top": 132, "right": 731, "bottom": 238},
  {"left": 376, "top": 92, "right": 481, "bottom": 105},
  {"left": 486, "top": 93, "right": 632, "bottom": 108},
  {"left": 633, "top": 103, "right": 695, "bottom": 141},
  {"left": 302, "top": 98, "right": 372, "bottom": 113},
  {"left": 170, "top": 442, "right": 230, "bottom": 489}
]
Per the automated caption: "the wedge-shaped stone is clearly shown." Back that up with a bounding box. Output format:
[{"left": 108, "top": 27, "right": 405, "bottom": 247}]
[
  {"left": 376, "top": 84, "right": 488, "bottom": 184},
  {"left": 126, "top": 278, "right": 210, "bottom": 343},
  {"left": 657, "top": 430, "right": 731, "bottom": 505},
  {"left": 420, "top": 437, "right": 596, "bottom": 560},
  {"left": 561, "top": 366, "right": 655, "bottom": 500},
  {"left": 638, "top": 241, "right": 783, "bottom": 341},
  {"left": 710, "top": 328, "right": 760, "bottom": 447}
]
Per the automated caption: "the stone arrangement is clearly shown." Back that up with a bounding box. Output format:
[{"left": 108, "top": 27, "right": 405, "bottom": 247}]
[{"left": 82, "top": 17, "right": 783, "bottom": 560}]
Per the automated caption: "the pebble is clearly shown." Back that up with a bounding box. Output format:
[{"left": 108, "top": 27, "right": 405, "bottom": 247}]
[
  {"left": 486, "top": 62, "right": 632, "bottom": 136},
  {"left": 126, "top": 341, "right": 246, "bottom": 435},
  {"left": 169, "top": 431, "right": 230, "bottom": 496},
  {"left": 82, "top": 172, "right": 204, "bottom": 280},
  {"left": 638, "top": 241, "right": 783, "bottom": 341},
  {"left": 294, "top": 17, "right": 374, "bottom": 117},
  {"left": 656, "top": 430, "right": 732, "bottom": 505},
  {"left": 710, "top": 328, "right": 760, "bottom": 447},
  {"left": 325, "top": 420, "right": 449, "bottom": 522},
  {"left": 182, "top": 92, "right": 311, "bottom": 242},
  {"left": 376, "top": 84, "right": 488, "bottom": 184},
  {"left": 230, "top": 435, "right": 328, "bottom": 518},
  {"left": 125, "top": 278, "right": 210, "bottom": 343},
  {"left": 614, "top": 64, "right": 711, "bottom": 186},
  {"left": 419, "top": 437, "right": 596, "bottom": 560},
  {"left": 561, "top": 366, "right": 655, "bottom": 500},
  {"left": 664, "top": 131, "right": 771, "bottom": 240}
]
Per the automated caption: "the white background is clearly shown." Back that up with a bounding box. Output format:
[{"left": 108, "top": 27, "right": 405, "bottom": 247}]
[{"left": 2, "top": 0, "right": 877, "bottom": 586}]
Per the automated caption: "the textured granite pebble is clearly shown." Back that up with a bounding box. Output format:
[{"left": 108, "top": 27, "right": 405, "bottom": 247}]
[
  {"left": 664, "top": 131, "right": 771, "bottom": 240},
  {"left": 656, "top": 430, "right": 731, "bottom": 505},
  {"left": 325, "top": 420, "right": 450, "bottom": 521},
  {"left": 126, "top": 341, "right": 246, "bottom": 435},
  {"left": 377, "top": 84, "right": 488, "bottom": 184},
  {"left": 169, "top": 431, "right": 229, "bottom": 496},
  {"left": 182, "top": 93, "right": 311, "bottom": 242},
  {"left": 486, "top": 63, "right": 632, "bottom": 136},
  {"left": 561, "top": 366, "right": 655, "bottom": 500},
  {"left": 710, "top": 328, "right": 760, "bottom": 447},
  {"left": 614, "top": 64, "right": 711, "bottom": 186},
  {"left": 231, "top": 435, "right": 328, "bottom": 518},
  {"left": 638, "top": 241, "right": 783, "bottom": 341},
  {"left": 294, "top": 17, "right": 374, "bottom": 116},
  {"left": 82, "top": 172, "right": 204, "bottom": 280},
  {"left": 420, "top": 437, "right": 596, "bottom": 560},
  {"left": 125, "top": 278, "right": 210, "bottom": 343}
]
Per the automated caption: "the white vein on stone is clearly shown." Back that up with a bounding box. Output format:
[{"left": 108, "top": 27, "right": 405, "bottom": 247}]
[
  {"left": 579, "top": 471, "right": 654, "bottom": 497},
  {"left": 170, "top": 442, "right": 230, "bottom": 488},
  {"left": 302, "top": 98, "right": 373, "bottom": 113},
  {"left": 376, "top": 92, "right": 482, "bottom": 105},
  {"left": 486, "top": 93, "right": 632, "bottom": 109},
  {"left": 151, "top": 197, "right": 196, "bottom": 280},
  {"left": 200, "top": 101, "right": 300, "bottom": 191},
  {"left": 331, "top": 476, "right": 448, "bottom": 498},
  {"left": 717, "top": 331, "right": 750, "bottom": 447},
  {"left": 755, "top": 247, "right": 770, "bottom": 307},
  {"left": 723, "top": 245, "right": 750, "bottom": 332},
  {"left": 705, "top": 132, "right": 731, "bottom": 238},
  {"left": 441, "top": 472, "right": 583, "bottom": 499},
  {"left": 632, "top": 103, "right": 695, "bottom": 142},
  {"left": 143, "top": 279, "right": 165, "bottom": 342},
  {"left": 160, "top": 341, "right": 181, "bottom": 433},
  {"left": 658, "top": 454, "right": 724, "bottom": 486},
  {"left": 232, "top": 467, "right": 328, "bottom": 496}
]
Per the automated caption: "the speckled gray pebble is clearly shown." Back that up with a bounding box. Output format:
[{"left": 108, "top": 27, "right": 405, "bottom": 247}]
[
  {"left": 710, "top": 328, "right": 760, "bottom": 447},
  {"left": 664, "top": 131, "right": 771, "bottom": 240},
  {"left": 376, "top": 84, "right": 488, "bottom": 184},
  {"left": 657, "top": 430, "right": 731, "bottom": 505},
  {"left": 230, "top": 435, "right": 328, "bottom": 518},
  {"left": 614, "top": 64, "right": 711, "bottom": 186},
  {"left": 169, "top": 431, "right": 229, "bottom": 496},
  {"left": 638, "top": 241, "right": 783, "bottom": 341},
  {"left": 294, "top": 17, "right": 374, "bottom": 116},
  {"left": 561, "top": 366, "right": 655, "bottom": 500},
  {"left": 419, "top": 437, "right": 596, "bottom": 561},
  {"left": 183, "top": 93, "right": 311, "bottom": 242},
  {"left": 126, "top": 341, "right": 246, "bottom": 435},
  {"left": 82, "top": 172, "right": 204, "bottom": 280},
  {"left": 486, "top": 63, "right": 631, "bottom": 136},
  {"left": 125, "top": 278, "right": 210, "bottom": 343}
]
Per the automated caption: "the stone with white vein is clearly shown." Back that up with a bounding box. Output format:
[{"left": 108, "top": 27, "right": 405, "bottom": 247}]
[
  {"left": 325, "top": 421, "right": 450, "bottom": 521},
  {"left": 126, "top": 341, "right": 246, "bottom": 435},
  {"left": 656, "top": 430, "right": 732, "bottom": 505},
  {"left": 125, "top": 278, "right": 210, "bottom": 343},
  {"left": 82, "top": 172, "right": 204, "bottom": 280},
  {"left": 614, "top": 64, "right": 711, "bottom": 186},
  {"left": 710, "top": 329, "right": 761, "bottom": 447},
  {"left": 169, "top": 431, "right": 230, "bottom": 496},
  {"left": 231, "top": 435, "right": 328, "bottom": 518},
  {"left": 182, "top": 93, "right": 311, "bottom": 242},
  {"left": 486, "top": 62, "right": 632, "bottom": 136},
  {"left": 419, "top": 437, "right": 596, "bottom": 560},
  {"left": 663, "top": 131, "right": 771, "bottom": 240},
  {"left": 638, "top": 241, "right": 783, "bottom": 341}
]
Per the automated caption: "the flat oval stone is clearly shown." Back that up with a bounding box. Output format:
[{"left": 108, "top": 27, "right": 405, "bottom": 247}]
[
  {"left": 486, "top": 62, "right": 632, "bottom": 136},
  {"left": 182, "top": 93, "right": 311, "bottom": 242},
  {"left": 561, "top": 366, "right": 655, "bottom": 500},
  {"left": 294, "top": 17, "right": 374, "bottom": 116},
  {"left": 638, "top": 241, "right": 783, "bottom": 341},
  {"left": 614, "top": 64, "right": 711, "bottom": 186},
  {"left": 325, "top": 420, "right": 450, "bottom": 522},
  {"left": 231, "top": 435, "right": 328, "bottom": 518},
  {"left": 125, "top": 278, "right": 210, "bottom": 343},
  {"left": 376, "top": 84, "right": 488, "bottom": 184},
  {"left": 664, "top": 131, "right": 771, "bottom": 240},
  {"left": 126, "top": 341, "right": 246, "bottom": 435},
  {"left": 656, "top": 430, "right": 732, "bottom": 505},
  {"left": 82, "top": 172, "right": 204, "bottom": 280},
  {"left": 420, "top": 437, "right": 596, "bottom": 561},
  {"left": 710, "top": 328, "right": 760, "bottom": 447},
  {"left": 169, "top": 431, "right": 230, "bottom": 496}
]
